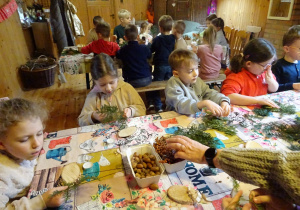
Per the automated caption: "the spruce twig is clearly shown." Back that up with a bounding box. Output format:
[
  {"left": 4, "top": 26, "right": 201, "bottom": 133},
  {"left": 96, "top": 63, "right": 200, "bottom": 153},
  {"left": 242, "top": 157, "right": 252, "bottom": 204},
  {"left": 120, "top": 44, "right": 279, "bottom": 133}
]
[
  {"left": 202, "top": 115, "right": 237, "bottom": 136},
  {"left": 174, "top": 124, "right": 218, "bottom": 148},
  {"left": 96, "top": 104, "right": 126, "bottom": 124}
]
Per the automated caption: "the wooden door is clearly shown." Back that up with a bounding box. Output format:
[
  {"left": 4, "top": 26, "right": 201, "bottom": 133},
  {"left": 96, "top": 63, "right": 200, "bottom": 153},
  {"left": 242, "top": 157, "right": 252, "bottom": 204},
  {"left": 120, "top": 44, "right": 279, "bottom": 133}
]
[{"left": 87, "top": 0, "right": 116, "bottom": 32}]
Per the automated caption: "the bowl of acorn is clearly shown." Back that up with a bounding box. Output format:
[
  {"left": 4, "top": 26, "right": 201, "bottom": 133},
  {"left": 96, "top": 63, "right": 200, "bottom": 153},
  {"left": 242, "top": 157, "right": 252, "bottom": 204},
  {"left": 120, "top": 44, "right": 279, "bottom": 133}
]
[
  {"left": 153, "top": 135, "right": 187, "bottom": 174},
  {"left": 127, "top": 144, "right": 164, "bottom": 188}
]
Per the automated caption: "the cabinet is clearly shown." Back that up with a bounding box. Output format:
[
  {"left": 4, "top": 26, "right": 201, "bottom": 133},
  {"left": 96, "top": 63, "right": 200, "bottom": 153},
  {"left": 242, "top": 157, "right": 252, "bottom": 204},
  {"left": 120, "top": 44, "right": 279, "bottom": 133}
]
[
  {"left": 31, "top": 20, "right": 58, "bottom": 58},
  {"left": 267, "top": 0, "right": 294, "bottom": 20}
]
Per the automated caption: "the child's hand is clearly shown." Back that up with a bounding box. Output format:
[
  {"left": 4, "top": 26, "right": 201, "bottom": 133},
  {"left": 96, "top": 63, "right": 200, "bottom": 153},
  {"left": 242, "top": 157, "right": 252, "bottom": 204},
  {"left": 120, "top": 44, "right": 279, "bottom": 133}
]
[
  {"left": 42, "top": 186, "right": 68, "bottom": 208},
  {"left": 256, "top": 99, "right": 280, "bottom": 108},
  {"left": 265, "top": 67, "right": 275, "bottom": 84},
  {"left": 222, "top": 190, "right": 251, "bottom": 210},
  {"left": 199, "top": 100, "right": 223, "bottom": 116},
  {"left": 293, "top": 83, "right": 300, "bottom": 90},
  {"left": 92, "top": 111, "right": 107, "bottom": 123},
  {"left": 221, "top": 101, "right": 231, "bottom": 116},
  {"left": 112, "top": 35, "right": 117, "bottom": 42},
  {"left": 248, "top": 188, "right": 294, "bottom": 210},
  {"left": 124, "top": 108, "right": 132, "bottom": 118}
]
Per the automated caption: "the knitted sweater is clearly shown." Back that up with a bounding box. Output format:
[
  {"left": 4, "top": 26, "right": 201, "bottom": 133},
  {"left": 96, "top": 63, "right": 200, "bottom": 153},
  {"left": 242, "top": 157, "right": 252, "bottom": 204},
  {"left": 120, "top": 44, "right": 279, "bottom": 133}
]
[
  {"left": 78, "top": 80, "right": 146, "bottom": 126},
  {"left": 219, "top": 148, "right": 300, "bottom": 205},
  {"left": 0, "top": 152, "right": 46, "bottom": 209}
]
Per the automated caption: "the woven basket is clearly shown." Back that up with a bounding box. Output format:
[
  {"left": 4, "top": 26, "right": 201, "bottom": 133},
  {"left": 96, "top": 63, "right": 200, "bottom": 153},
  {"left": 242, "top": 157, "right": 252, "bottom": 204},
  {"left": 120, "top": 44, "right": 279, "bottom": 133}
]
[{"left": 20, "top": 56, "right": 57, "bottom": 89}]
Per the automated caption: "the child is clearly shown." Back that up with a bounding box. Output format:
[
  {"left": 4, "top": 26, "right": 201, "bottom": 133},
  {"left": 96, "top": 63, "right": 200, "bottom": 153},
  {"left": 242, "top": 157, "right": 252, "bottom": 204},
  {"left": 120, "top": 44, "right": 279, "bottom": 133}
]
[
  {"left": 195, "top": 25, "right": 223, "bottom": 80},
  {"left": 114, "top": 9, "right": 131, "bottom": 44},
  {"left": 206, "top": 14, "right": 217, "bottom": 27},
  {"left": 221, "top": 38, "right": 279, "bottom": 107},
  {"left": 78, "top": 53, "right": 146, "bottom": 126},
  {"left": 165, "top": 49, "right": 230, "bottom": 116},
  {"left": 80, "top": 22, "right": 120, "bottom": 57},
  {"left": 87, "top": 15, "right": 104, "bottom": 44},
  {"left": 139, "top": 21, "right": 153, "bottom": 45},
  {"left": 211, "top": 18, "right": 229, "bottom": 47},
  {"left": 149, "top": 15, "right": 176, "bottom": 112},
  {"left": 173, "top": 20, "right": 187, "bottom": 50},
  {"left": 211, "top": 17, "right": 230, "bottom": 68},
  {"left": 116, "top": 24, "right": 152, "bottom": 87},
  {"left": 0, "top": 98, "right": 67, "bottom": 209},
  {"left": 272, "top": 25, "right": 300, "bottom": 92}
]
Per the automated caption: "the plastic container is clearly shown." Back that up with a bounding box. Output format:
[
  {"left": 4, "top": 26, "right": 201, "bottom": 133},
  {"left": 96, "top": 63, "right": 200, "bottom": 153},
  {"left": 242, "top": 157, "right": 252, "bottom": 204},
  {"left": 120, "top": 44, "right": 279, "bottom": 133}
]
[
  {"left": 153, "top": 135, "right": 187, "bottom": 174},
  {"left": 127, "top": 144, "right": 164, "bottom": 188}
]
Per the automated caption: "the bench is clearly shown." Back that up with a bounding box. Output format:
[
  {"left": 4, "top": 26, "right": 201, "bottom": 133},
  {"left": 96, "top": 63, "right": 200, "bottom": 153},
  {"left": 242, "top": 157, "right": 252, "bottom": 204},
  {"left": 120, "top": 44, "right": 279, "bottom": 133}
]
[{"left": 135, "top": 74, "right": 226, "bottom": 93}]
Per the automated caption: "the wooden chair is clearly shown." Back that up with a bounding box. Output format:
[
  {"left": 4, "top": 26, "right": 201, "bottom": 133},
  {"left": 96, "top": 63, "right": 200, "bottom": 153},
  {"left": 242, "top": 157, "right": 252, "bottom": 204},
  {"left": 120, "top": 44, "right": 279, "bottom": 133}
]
[
  {"left": 224, "top": 26, "right": 234, "bottom": 44},
  {"left": 230, "top": 30, "right": 251, "bottom": 59}
]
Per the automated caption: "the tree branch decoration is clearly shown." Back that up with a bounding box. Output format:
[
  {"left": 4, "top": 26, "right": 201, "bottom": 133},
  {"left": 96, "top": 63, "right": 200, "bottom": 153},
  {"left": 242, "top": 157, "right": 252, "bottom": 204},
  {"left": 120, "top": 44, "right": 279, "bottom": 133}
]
[
  {"left": 174, "top": 124, "right": 218, "bottom": 148},
  {"left": 252, "top": 101, "right": 296, "bottom": 117},
  {"left": 202, "top": 115, "right": 237, "bottom": 136},
  {"left": 97, "top": 104, "right": 126, "bottom": 124},
  {"left": 254, "top": 117, "right": 300, "bottom": 151}
]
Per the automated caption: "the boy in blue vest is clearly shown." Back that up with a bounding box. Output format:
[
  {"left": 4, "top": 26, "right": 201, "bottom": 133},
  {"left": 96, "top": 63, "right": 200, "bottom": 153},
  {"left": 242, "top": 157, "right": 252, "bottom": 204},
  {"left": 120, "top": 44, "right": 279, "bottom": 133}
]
[{"left": 272, "top": 25, "right": 300, "bottom": 92}]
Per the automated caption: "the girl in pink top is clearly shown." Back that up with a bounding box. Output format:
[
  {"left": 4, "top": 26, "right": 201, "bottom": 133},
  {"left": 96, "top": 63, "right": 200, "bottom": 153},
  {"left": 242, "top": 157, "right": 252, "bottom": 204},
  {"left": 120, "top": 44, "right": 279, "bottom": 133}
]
[{"left": 196, "top": 26, "right": 223, "bottom": 80}]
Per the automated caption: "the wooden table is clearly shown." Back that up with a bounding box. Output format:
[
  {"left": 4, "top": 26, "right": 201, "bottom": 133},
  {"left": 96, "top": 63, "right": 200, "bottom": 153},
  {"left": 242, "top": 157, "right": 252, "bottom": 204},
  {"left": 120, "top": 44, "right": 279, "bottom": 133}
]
[
  {"left": 27, "top": 91, "right": 300, "bottom": 209},
  {"left": 58, "top": 47, "right": 93, "bottom": 89}
]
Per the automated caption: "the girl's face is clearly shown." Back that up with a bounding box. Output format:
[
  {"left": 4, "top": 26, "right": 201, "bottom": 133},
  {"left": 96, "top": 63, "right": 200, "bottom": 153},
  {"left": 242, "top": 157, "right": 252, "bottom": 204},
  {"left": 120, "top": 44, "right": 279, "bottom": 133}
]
[
  {"left": 246, "top": 56, "right": 275, "bottom": 76},
  {"left": 0, "top": 117, "right": 44, "bottom": 160},
  {"left": 206, "top": 20, "right": 211, "bottom": 27},
  {"left": 95, "top": 75, "right": 118, "bottom": 95}
]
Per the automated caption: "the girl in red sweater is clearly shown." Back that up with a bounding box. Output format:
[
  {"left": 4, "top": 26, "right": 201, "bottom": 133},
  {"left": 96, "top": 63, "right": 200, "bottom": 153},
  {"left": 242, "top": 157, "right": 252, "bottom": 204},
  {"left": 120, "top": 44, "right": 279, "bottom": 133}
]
[{"left": 221, "top": 38, "right": 279, "bottom": 107}]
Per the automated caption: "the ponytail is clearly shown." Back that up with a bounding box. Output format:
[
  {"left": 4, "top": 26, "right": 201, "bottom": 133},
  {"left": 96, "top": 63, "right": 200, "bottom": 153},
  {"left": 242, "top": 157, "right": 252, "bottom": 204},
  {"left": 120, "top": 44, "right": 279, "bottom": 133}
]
[
  {"left": 203, "top": 25, "right": 216, "bottom": 52},
  {"left": 230, "top": 54, "right": 244, "bottom": 73},
  {"left": 230, "top": 38, "right": 276, "bottom": 74}
]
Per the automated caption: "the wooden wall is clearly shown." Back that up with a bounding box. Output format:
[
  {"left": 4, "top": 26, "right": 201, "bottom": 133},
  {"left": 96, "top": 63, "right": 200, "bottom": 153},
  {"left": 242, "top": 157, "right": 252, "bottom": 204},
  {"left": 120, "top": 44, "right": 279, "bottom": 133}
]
[
  {"left": 0, "top": 0, "right": 30, "bottom": 98},
  {"left": 216, "top": 0, "right": 270, "bottom": 36}
]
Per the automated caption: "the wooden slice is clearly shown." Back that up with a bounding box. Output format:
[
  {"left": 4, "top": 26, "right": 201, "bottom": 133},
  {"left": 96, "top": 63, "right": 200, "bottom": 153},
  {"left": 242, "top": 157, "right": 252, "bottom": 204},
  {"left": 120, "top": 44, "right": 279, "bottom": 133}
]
[
  {"left": 118, "top": 126, "right": 137, "bottom": 138},
  {"left": 245, "top": 141, "right": 262, "bottom": 149},
  {"left": 167, "top": 185, "right": 199, "bottom": 205},
  {"left": 61, "top": 163, "right": 81, "bottom": 183}
]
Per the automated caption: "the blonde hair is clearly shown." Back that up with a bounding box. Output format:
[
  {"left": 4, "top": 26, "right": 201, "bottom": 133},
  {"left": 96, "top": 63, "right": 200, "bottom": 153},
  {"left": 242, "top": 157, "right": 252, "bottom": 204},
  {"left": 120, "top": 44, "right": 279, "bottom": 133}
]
[
  {"left": 118, "top": 9, "right": 131, "bottom": 19},
  {"left": 203, "top": 25, "right": 217, "bottom": 52},
  {"left": 0, "top": 98, "right": 48, "bottom": 139},
  {"left": 169, "top": 49, "right": 198, "bottom": 70}
]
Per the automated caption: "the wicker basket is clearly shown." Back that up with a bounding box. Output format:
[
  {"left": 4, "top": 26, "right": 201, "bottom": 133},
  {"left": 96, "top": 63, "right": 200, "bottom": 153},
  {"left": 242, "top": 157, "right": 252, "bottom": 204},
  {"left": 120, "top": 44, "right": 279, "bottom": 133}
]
[{"left": 20, "top": 56, "right": 57, "bottom": 89}]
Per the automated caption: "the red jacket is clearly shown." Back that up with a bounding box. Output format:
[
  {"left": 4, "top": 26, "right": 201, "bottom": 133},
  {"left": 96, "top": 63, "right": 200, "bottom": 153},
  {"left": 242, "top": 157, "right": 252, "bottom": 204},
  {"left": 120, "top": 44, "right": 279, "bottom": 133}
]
[
  {"left": 81, "top": 39, "right": 120, "bottom": 56},
  {"left": 221, "top": 68, "right": 277, "bottom": 96}
]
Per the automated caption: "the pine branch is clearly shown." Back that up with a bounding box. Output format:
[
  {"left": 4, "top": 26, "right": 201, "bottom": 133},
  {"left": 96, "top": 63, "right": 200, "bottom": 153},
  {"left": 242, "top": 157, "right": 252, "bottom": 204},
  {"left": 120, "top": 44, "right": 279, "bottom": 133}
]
[
  {"left": 97, "top": 104, "right": 126, "bottom": 124},
  {"left": 174, "top": 124, "right": 218, "bottom": 148},
  {"left": 202, "top": 115, "right": 237, "bottom": 136}
]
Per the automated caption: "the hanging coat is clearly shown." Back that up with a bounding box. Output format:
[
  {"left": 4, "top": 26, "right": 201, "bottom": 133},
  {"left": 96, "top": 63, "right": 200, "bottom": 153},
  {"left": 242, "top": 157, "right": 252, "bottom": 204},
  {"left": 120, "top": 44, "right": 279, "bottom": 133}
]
[{"left": 64, "top": 0, "right": 85, "bottom": 37}]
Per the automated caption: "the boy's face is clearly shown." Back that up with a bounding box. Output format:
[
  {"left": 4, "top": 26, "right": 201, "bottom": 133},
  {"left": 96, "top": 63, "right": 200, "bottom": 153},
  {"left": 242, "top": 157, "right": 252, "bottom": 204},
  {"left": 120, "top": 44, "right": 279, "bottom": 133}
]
[
  {"left": 172, "top": 28, "right": 182, "bottom": 39},
  {"left": 0, "top": 118, "right": 44, "bottom": 160},
  {"left": 94, "top": 75, "right": 118, "bottom": 95},
  {"left": 121, "top": 15, "right": 131, "bottom": 26},
  {"left": 285, "top": 39, "right": 300, "bottom": 61},
  {"left": 174, "top": 61, "right": 199, "bottom": 86}
]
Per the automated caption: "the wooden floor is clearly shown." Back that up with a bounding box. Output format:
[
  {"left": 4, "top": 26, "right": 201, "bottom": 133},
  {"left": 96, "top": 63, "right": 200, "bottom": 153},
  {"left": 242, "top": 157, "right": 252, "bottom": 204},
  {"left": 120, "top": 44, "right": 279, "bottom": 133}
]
[
  {"left": 21, "top": 73, "right": 161, "bottom": 133},
  {"left": 22, "top": 73, "right": 89, "bottom": 133}
]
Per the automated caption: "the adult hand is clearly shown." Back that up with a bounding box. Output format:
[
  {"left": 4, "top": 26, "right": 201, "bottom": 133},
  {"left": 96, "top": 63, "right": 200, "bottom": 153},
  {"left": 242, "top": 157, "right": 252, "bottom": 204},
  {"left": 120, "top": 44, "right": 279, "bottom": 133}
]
[
  {"left": 248, "top": 188, "right": 294, "bottom": 210},
  {"left": 198, "top": 100, "right": 224, "bottom": 116},
  {"left": 221, "top": 101, "right": 231, "bottom": 117},
  {"left": 222, "top": 190, "right": 251, "bottom": 210},
  {"left": 92, "top": 111, "right": 107, "bottom": 123},
  {"left": 42, "top": 186, "right": 68, "bottom": 208},
  {"left": 166, "top": 135, "right": 209, "bottom": 164},
  {"left": 255, "top": 99, "right": 280, "bottom": 108}
]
